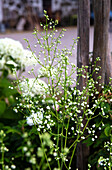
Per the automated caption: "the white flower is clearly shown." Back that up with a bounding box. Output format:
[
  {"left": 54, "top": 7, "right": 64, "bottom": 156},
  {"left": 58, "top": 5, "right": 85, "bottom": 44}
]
[
  {"left": 38, "top": 67, "right": 49, "bottom": 77},
  {"left": 53, "top": 152, "right": 57, "bottom": 157},
  {"left": 11, "top": 165, "right": 16, "bottom": 169},
  {"left": 38, "top": 66, "right": 58, "bottom": 78},
  {"left": 27, "top": 112, "right": 43, "bottom": 126},
  {"left": 0, "top": 57, "right": 5, "bottom": 68},
  {"left": 71, "top": 127, "right": 74, "bottom": 130},
  {"left": 19, "top": 78, "right": 48, "bottom": 97},
  {"left": 0, "top": 38, "right": 23, "bottom": 58},
  {"left": 23, "top": 146, "right": 28, "bottom": 152},
  {"left": 46, "top": 106, "right": 50, "bottom": 110},
  {"left": 47, "top": 124, "right": 50, "bottom": 129},
  {"left": 0, "top": 38, "right": 37, "bottom": 73},
  {"left": 92, "top": 138, "right": 95, "bottom": 141},
  {"left": 22, "top": 49, "right": 37, "bottom": 67},
  {"left": 110, "top": 99, "right": 112, "bottom": 102}
]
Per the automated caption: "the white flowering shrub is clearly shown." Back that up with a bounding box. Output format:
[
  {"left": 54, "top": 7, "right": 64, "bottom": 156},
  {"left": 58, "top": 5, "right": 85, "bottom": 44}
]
[
  {"left": 13, "top": 11, "right": 107, "bottom": 169},
  {"left": 18, "top": 78, "right": 48, "bottom": 98},
  {"left": 0, "top": 38, "right": 36, "bottom": 77}
]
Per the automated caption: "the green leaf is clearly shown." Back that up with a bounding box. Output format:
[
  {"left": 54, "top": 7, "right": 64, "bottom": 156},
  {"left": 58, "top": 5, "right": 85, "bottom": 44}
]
[
  {"left": 2, "top": 88, "right": 17, "bottom": 97},
  {"left": 0, "top": 79, "right": 18, "bottom": 97},
  {"left": 5, "top": 127, "right": 21, "bottom": 135},
  {"left": 104, "top": 126, "right": 112, "bottom": 137},
  {"left": 0, "top": 78, "right": 11, "bottom": 88},
  {"left": 83, "top": 137, "right": 94, "bottom": 146},
  {"left": 104, "top": 103, "right": 110, "bottom": 113},
  {"left": 0, "top": 123, "right": 4, "bottom": 129},
  {"left": 0, "top": 108, "right": 22, "bottom": 120},
  {"left": 110, "top": 136, "right": 112, "bottom": 143},
  {"left": 8, "top": 96, "right": 15, "bottom": 104},
  {"left": 2, "top": 69, "right": 9, "bottom": 77},
  {"left": 0, "top": 101, "right": 6, "bottom": 115}
]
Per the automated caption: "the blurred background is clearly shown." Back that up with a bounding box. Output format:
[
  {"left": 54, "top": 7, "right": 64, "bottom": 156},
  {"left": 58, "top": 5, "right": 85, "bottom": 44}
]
[
  {"left": 1, "top": 0, "right": 112, "bottom": 33},
  {"left": 0, "top": 0, "right": 112, "bottom": 33},
  {"left": 0, "top": 0, "right": 78, "bottom": 32}
]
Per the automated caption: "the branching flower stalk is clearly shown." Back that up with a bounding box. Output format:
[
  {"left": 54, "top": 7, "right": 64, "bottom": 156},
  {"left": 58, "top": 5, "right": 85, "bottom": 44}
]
[{"left": 12, "top": 11, "right": 109, "bottom": 170}]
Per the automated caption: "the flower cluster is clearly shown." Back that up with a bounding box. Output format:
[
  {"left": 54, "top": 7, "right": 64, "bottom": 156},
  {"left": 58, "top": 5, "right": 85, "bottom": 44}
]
[
  {"left": 26, "top": 110, "right": 43, "bottom": 126},
  {"left": 0, "top": 38, "right": 37, "bottom": 75},
  {"left": 38, "top": 66, "right": 58, "bottom": 78},
  {"left": 18, "top": 78, "right": 48, "bottom": 97}
]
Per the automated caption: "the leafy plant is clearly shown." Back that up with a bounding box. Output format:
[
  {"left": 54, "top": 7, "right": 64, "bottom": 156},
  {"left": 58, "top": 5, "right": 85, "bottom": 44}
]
[
  {"left": 12, "top": 11, "right": 107, "bottom": 169},
  {"left": 0, "top": 11, "right": 111, "bottom": 170},
  {"left": 85, "top": 80, "right": 112, "bottom": 169}
]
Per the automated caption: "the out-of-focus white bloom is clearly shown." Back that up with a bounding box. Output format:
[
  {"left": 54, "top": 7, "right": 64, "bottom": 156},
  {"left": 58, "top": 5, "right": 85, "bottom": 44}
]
[
  {"left": 0, "top": 38, "right": 37, "bottom": 73},
  {"left": 27, "top": 112, "right": 43, "bottom": 126},
  {"left": 19, "top": 78, "right": 48, "bottom": 97},
  {"left": 38, "top": 66, "right": 58, "bottom": 78},
  {"left": 0, "top": 38, "right": 23, "bottom": 58},
  {"left": 11, "top": 165, "right": 16, "bottom": 169},
  {"left": 38, "top": 67, "right": 49, "bottom": 77},
  {"left": 22, "top": 49, "right": 37, "bottom": 67},
  {"left": 0, "top": 57, "right": 5, "bottom": 68},
  {"left": 45, "top": 99, "right": 59, "bottom": 111}
]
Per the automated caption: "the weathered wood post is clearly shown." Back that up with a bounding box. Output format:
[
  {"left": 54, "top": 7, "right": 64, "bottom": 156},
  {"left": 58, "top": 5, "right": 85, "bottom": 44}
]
[
  {"left": 93, "top": 0, "right": 111, "bottom": 91},
  {"left": 77, "top": 0, "right": 90, "bottom": 169}
]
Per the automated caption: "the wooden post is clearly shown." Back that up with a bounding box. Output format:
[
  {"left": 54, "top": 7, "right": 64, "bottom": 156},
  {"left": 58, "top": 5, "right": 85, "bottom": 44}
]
[
  {"left": 77, "top": 0, "right": 90, "bottom": 170},
  {"left": 93, "top": 0, "right": 110, "bottom": 91}
]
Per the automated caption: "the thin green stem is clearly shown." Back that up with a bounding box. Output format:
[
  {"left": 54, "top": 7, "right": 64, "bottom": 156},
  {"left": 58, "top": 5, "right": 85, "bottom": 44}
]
[
  {"left": 39, "top": 133, "right": 51, "bottom": 170},
  {"left": 2, "top": 145, "right": 4, "bottom": 170},
  {"left": 60, "top": 125, "right": 64, "bottom": 169},
  {"left": 109, "top": 136, "right": 112, "bottom": 170},
  {"left": 57, "top": 122, "right": 61, "bottom": 169},
  {"left": 60, "top": 56, "right": 68, "bottom": 169},
  {"left": 68, "top": 136, "right": 80, "bottom": 151},
  {"left": 68, "top": 143, "right": 77, "bottom": 169},
  {"left": 64, "top": 117, "right": 70, "bottom": 149}
]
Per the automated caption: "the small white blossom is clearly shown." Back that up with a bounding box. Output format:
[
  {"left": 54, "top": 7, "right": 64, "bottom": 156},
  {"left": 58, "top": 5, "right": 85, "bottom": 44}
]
[
  {"left": 53, "top": 152, "right": 57, "bottom": 157},
  {"left": 46, "top": 106, "right": 50, "bottom": 110},
  {"left": 23, "top": 146, "right": 28, "bottom": 152},
  {"left": 26, "top": 112, "right": 43, "bottom": 126},
  {"left": 11, "top": 165, "right": 16, "bottom": 169},
  {"left": 71, "top": 127, "right": 74, "bottom": 130},
  {"left": 92, "top": 138, "right": 95, "bottom": 141}
]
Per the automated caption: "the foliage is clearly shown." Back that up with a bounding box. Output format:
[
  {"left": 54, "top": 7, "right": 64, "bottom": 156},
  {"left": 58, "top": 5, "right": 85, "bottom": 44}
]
[
  {"left": 0, "top": 77, "right": 22, "bottom": 120},
  {"left": 84, "top": 80, "right": 112, "bottom": 170}
]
